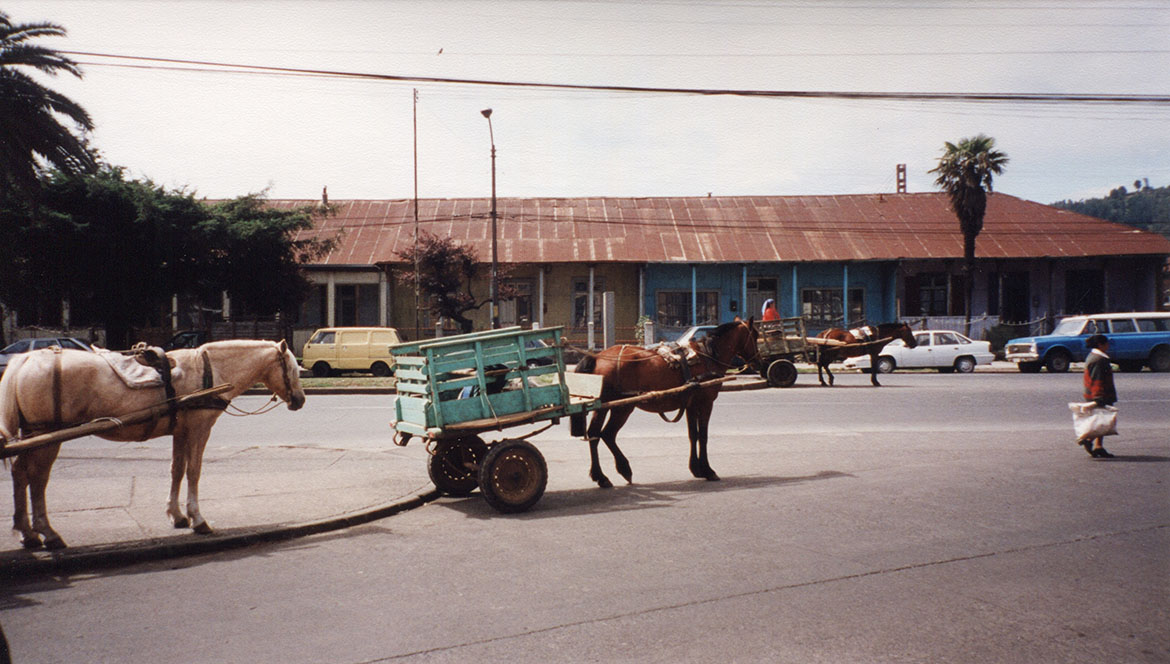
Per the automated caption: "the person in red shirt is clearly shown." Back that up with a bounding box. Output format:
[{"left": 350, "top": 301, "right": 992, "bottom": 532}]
[
  {"left": 761, "top": 298, "right": 780, "bottom": 321},
  {"left": 1080, "top": 334, "right": 1117, "bottom": 458}
]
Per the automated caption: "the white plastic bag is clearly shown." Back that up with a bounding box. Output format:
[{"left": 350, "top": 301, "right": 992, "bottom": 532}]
[{"left": 1069, "top": 402, "right": 1119, "bottom": 439}]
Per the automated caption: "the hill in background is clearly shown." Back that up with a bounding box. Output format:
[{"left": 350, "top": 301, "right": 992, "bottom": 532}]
[{"left": 1053, "top": 181, "right": 1170, "bottom": 239}]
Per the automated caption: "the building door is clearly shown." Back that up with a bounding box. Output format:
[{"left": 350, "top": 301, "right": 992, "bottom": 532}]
[
  {"left": 747, "top": 277, "right": 778, "bottom": 319},
  {"left": 1001, "top": 271, "right": 1031, "bottom": 322}
]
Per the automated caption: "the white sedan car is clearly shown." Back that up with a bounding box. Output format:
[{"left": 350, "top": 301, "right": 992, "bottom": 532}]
[{"left": 843, "top": 330, "right": 995, "bottom": 374}]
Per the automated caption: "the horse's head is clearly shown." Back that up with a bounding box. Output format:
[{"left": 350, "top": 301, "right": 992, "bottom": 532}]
[
  {"left": 892, "top": 322, "right": 918, "bottom": 349},
  {"left": 263, "top": 340, "right": 306, "bottom": 410},
  {"left": 709, "top": 317, "right": 760, "bottom": 370}
]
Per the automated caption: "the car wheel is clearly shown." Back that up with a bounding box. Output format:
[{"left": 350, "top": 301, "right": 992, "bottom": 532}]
[
  {"left": 312, "top": 361, "right": 332, "bottom": 378},
  {"left": 1044, "top": 351, "right": 1071, "bottom": 373},
  {"left": 370, "top": 361, "right": 392, "bottom": 377},
  {"left": 875, "top": 357, "right": 896, "bottom": 374},
  {"left": 954, "top": 356, "right": 976, "bottom": 373},
  {"left": 1150, "top": 346, "right": 1170, "bottom": 373}
]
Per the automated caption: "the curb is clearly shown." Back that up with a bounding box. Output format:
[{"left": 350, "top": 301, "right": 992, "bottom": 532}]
[{"left": 1, "top": 489, "right": 441, "bottom": 579}]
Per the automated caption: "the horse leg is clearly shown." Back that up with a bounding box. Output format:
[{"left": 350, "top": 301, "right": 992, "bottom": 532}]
[
  {"left": 819, "top": 358, "right": 835, "bottom": 386},
  {"left": 11, "top": 455, "right": 40, "bottom": 549},
  {"left": 869, "top": 352, "right": 881, "bottom": 386},
  {"left": 183, "top": 427, "right": 214, "bottom": 534},
  {"left": 586, "top": 410, "right": 612, "bottom": 488},
  {"left": 25, "top": 445, "right": 66, "bottom": 550},
  {"left": 686, "top": 403, "right": 719, "bottom": 481},
  {"left": 599, "top": 405, "right": 634, "bottom": 484},
  {"left": 167, "top": 435, "right": 189, "bottom": 528}
]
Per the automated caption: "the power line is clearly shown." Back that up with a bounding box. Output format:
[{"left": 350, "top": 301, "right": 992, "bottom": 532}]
[{"left": 63, "top": 51, "right": 1170, "bottom": 105}]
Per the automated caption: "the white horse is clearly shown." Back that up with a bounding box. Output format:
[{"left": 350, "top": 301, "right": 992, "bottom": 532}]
[{"left": 0, "top": 339, "right": 305, "bottom": 550}]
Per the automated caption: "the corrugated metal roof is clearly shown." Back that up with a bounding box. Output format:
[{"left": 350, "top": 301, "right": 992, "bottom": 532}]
[{"left": 269, "top": 192, "right": 1170, "bottom": 266}]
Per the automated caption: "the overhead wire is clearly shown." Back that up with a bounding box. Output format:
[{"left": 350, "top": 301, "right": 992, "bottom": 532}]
[{"left": 63, "top": 51, "right": 1170, "bottom": 106}]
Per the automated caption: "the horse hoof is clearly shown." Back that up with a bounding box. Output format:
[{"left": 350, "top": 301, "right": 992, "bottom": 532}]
[
  {"left": 596, "top": 477, "right": 614, "bottom": 489},
  {"left": 705, "top": 472, "right": 721, "bottom": 482},
  {"left": 43, "top": 536, "right": 67, "bottom": 551},
  {"left": 21, "top": 535, "right": 43, "bottom": 550},
  {"left": 172, "top": 516, "right": 190, "bottom": 529},
  {"left": 192, "top": 522, "right": 213, "bottom": 535}
]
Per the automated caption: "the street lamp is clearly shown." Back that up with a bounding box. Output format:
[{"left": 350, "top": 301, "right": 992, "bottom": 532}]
[{"left": 481, "top": 108, "right": 499, "bottom": 330}]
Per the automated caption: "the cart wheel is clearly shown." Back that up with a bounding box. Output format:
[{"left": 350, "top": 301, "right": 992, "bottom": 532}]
[
  {"left": 428, "top": 436, "right": 488, "bottom": 497},
  {"left": 765, "top": 359, "right": 798, "bottom": 388},
  {"left": 479, "top": 440, "right": 548, "bottom": 514}
]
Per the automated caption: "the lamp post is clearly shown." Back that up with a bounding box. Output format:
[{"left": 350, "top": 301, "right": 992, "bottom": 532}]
[{"left": 481, "top": 108, "right": 499, "bottom": 330}]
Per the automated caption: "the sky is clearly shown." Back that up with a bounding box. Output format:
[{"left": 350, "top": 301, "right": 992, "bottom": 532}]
[{"left": 10, "top": 0, "right": 1170, "bottom": 205}]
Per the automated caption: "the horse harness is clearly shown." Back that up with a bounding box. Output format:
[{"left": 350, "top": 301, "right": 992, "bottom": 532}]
[{"left": 30, "top": 345, "right": 229, "bottom": 439}]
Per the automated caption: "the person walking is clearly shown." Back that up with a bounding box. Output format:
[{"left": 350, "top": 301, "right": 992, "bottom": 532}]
[
  {"left": 1079, "top": 333, "right": 1117, "bottom": 458},
  {"left": 761, "top": 298, "right": 780, "bottom": 321}
]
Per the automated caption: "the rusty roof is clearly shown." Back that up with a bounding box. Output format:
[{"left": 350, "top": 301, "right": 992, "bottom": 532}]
[{"left": 269, "top": 192, "right": 1170, "bottom": 266}]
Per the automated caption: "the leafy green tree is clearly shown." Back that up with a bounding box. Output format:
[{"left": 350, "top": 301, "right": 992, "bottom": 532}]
[
  {"left": 0, "top": 167, "right": 336, "bottom": 347},
  {"left": 0, "top": 10, "right": 96, "bottom": 198},
  {"left": 929, "top": 134, "right": 1008, "bottom": 333}
]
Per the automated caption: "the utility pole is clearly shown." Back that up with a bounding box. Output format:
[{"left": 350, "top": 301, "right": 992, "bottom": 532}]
[{"left": 413, "top": 89, "right": 420, "bottom": 340}]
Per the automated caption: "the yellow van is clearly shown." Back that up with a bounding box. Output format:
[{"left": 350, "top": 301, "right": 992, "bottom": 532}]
[{"left": 301, "top": 327, "right": 402, "bottom": 377}]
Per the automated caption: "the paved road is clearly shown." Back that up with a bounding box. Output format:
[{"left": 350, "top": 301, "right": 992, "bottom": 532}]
[{"left": 1, "top": 371, "right": 1167, "bottom": 663}]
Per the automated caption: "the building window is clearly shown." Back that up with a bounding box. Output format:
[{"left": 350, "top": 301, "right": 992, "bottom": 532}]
[
  {"left": 916, "top": 273, "right": 949, "bottom": 316},
  {"left": 655, "top": 290, "right": 719, "bottom": 328},
  {"left": 801, "top": 288, "right": 864, "bottom": 328},
  {"left": 572, "top": 277, "right": 605, "bottom": 329}
]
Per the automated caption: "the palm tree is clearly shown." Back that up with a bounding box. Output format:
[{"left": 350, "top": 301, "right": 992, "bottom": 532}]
[
  {"left": 0, "top": 10, "right": 96, "bottom": 198},
  {"left": 929, "top": 134, "right": 1009, "bottom": 335}
]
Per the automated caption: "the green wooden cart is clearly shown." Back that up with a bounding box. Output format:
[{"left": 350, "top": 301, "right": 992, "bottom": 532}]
[{"left": 389, "top": 326, "right": 604, "bottom": 513}]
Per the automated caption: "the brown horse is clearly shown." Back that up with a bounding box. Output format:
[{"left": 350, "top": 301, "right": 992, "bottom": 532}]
[
  {"left": 815, "top": 322, "right": 917, "bottom": 387},
  {"left": 569, "top": 319, "right": 759, "bottom": 488},
  {"left": 0, "top": 340, "right": 305, "bottom": 550}
]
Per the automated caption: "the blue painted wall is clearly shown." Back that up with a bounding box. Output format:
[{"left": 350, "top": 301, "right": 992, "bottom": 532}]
[{"left": 643, "top": 261, "right": 900, "bottom": 330}]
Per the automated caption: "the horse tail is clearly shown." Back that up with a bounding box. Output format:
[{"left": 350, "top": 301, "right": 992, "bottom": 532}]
[
  {"left": 0, "top": 353, "right": 28, "bottom": 451},
  {"left": 569, "top": 354, "right": 597, "bottom": 438},
  {"left": 575, "top": 354, "right": 597, "bottom": 375}
]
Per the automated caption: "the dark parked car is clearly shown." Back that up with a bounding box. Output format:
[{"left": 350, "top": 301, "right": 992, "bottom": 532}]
[
  {"left": 165, "top": 330, "right": 208, "bottom": 350},
  {"left": 0, "top": 337, "right": 95, "bottom": 376}
]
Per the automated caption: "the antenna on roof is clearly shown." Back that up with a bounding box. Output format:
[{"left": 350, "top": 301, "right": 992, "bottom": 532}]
[{"left": 896, "top": 164, "right": 907, "bottom": 193}]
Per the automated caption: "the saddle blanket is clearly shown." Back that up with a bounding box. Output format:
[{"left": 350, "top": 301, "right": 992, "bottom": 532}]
[
  {"left": 97, "top": 349, "right": 183, "bottom": 389},
  {"left": 650, "top": 342, "right": 698, "bottom": 368}
]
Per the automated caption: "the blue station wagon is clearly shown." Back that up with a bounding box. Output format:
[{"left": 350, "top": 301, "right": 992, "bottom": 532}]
[{"left": 1005, "top": 312, "right": 1170, "bottom": 373}]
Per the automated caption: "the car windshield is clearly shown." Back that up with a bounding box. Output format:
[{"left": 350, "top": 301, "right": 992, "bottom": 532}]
[
  {"left": 310, "top": 331, "right": 336, "bottom": 344},
  {"left": 1051, "top": 318, "right": 1087, "bottom": 335},
  {"left": 2, "top": 340, "right": 31, "bottom": 354}
]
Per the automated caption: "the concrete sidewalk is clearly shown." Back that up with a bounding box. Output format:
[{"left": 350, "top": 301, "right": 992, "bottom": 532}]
[{"left": 1, "top": 364, "right": 1023, "bottom": 578}]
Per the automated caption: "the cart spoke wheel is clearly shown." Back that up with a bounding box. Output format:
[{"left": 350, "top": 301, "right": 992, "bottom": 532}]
[
  {"left": 479, "top": 440, "right": 548, "bottom": 514},
  {"left": 428, "top": 436, "right": 488, "bottom": 497}
]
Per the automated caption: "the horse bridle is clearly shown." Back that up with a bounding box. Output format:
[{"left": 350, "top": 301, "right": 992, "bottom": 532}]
[
  {"left": 695, "top": 322, "right": 761, "bottom": 372},
  {"left": 223, "top": 344, "right": 296, "bottom": 417}
]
